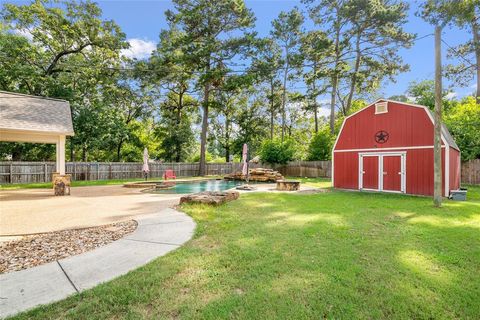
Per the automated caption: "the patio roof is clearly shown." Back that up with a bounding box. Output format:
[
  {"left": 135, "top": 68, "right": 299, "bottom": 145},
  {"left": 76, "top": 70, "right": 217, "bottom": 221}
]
[{"left": 0, "top": 91, "right": 74, "bottom": 137}]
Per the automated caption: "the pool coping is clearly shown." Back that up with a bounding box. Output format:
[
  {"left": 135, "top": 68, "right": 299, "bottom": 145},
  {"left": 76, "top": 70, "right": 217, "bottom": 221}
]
[{"left": 124, "top": 177, "right": 223, "bottom": 189}]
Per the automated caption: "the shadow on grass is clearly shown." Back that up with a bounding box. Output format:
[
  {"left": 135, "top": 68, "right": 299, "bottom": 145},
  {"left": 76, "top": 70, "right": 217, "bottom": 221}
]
[{"left": 10, "top": 188, "right": 480, "bottom": 319}]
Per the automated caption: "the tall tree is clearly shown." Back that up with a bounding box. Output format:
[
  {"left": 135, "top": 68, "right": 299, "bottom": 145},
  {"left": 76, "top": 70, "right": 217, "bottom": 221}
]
[
  {"left": 300, "top": 30, "right": 332, "bottom": 133},
  {"left": 165, "top": 0, "right": 256, "bottom": 175},
  {"left": 434, "top": 25, "right": 443, "bottom": 207},
  {"left": 270, "top": 8, "right": 304, "bottom": 141},
  {"left": 341, "top": 0, "right": 414, "bottom": 114},
  {"left": 419, "top": 0, "right": 480, "bottom": 102},
  {"left": 155, "top": 92, "right": 196, "bottom": 162},
  {"left": 1, "top": 0, "right": 129, "bottom": 161},
  {"left": 146, "top": 27, "right": 197, "bottom": 162},
  {"left": 304, "top": 0, "right": 351, "bottom": 134},
  {"left": 251, "top": 38, "right": 283, "bottom": 139}
]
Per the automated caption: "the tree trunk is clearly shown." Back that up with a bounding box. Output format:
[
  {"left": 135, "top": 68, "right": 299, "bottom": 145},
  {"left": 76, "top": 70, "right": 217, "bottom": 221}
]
[
  {"left": 176, "top": 93, "right": 183, "bottom": 163},
  {"left": 70, "top": 139, "right": 75, "bottom": 161},
  {"left": 329, "top": 26, "right": 341, "bottom": 134},
  {"left": 434, "top": 25, "right": 443, "bottom": 207},
  {"left": 281, "top": 47, "right": 289, "bottom": 142},
  {"left": 12, "top": 146, "right": 22, "bottom": 161},
  {"left": 312, "top": 61, "right": 319, "bottom": 134},
  {"left": 82, "top": 146, "right": 87, "bottom": 162},
  {"left": 329, "top": 74, "right": 338, "bottom": 134},
  {"left": 270, "top": 79, "right": 275, "bottom": 139},
  {"left": 116, "top": 139, "right": 124, "bottom": 162},
  {"left": 472, "top": 20, "right": 480, "bottom": 103},
  {"left": 225, "top": 115, "right": 230, "bottom": 162},
  {"left": 199, "top": 61, "right": 210, "bottom": 176},
  {"left": 346, "top": 32, "right": 362, "bottom": 113}
]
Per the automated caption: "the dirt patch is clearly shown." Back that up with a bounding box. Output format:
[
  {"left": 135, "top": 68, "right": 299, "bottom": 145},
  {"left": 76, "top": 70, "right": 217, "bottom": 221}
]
[{"left": 0, "top": 220, "right": 137, "bottom": 274}]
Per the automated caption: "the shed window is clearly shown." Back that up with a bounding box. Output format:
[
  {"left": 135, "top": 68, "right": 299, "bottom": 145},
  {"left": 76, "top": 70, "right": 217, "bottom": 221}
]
[{"left": 375, "top": 102, "right": 388, "bottom": 114}]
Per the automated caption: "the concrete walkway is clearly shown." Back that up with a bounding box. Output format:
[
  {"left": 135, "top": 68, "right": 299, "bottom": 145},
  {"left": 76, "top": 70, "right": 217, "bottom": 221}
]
[{"left": 0, "top": 208, "right": 195, "bottom": 318}]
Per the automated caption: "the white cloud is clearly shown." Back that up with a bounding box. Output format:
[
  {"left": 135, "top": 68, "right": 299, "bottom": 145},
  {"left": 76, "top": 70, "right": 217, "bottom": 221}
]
[
  {"left": 14, "top": 29, "right": 33, "bottom": 41},
  {"left": 317, "top": 106, "right": 331, "bottom": 118},
  {"left": 470, "top": 83, "right": 477, "bottom": 90},
  {"left": 121, "top": 38, "right": 156, "bottom": 60},
  {"left": 317, "top": 98, "right": 331, "bottom": 105},
  {"left": 445, "top": 92, "right": 457, "bottom": 100},
  {"left": 406, "top": 96, "right": 417, "bottom": 102}
]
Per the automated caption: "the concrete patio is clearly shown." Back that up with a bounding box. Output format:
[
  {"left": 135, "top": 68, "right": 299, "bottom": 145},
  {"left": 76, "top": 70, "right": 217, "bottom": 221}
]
[{"left": 0, "top": 185, "right": 182, "bottom": 236}]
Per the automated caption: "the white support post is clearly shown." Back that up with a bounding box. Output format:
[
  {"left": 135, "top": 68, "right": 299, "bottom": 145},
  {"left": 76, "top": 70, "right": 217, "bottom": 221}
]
[
  {"left": 56, "top": 135, "right": 66, "bottom": 175},
  {"left": 56, "top": 140, "right": 60, "bottom": 173}
]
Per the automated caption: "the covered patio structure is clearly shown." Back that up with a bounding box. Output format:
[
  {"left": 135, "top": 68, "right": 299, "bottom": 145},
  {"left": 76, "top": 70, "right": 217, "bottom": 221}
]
[{"left": 0, "top": 91, "right": 74, "bottom": 192}]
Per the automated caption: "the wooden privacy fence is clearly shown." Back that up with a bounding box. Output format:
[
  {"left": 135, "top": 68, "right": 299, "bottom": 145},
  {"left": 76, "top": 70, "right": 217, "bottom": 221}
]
[
  {"left": 461, "top": 159, "right": 480, "bottom": 185},
  {"left": 1, "top": 159, "right": 478, "bottom": 184},
  {"left": 0, "top": 162, "right": 236, "bottom": 184}
]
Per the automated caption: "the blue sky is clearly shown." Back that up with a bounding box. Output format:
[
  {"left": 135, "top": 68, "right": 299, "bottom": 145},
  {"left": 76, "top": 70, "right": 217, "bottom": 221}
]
[
  {"left": 6, "top": 0, "right": 476, "bottom": 112},
  {"left": 97, "top": 1, "right": 474, "bottom": 98}
]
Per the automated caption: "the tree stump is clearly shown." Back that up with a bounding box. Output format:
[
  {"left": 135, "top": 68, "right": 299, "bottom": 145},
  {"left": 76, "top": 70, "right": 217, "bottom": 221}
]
[{"left": 276, "top": 180, "right": 300, "bottom": 191}]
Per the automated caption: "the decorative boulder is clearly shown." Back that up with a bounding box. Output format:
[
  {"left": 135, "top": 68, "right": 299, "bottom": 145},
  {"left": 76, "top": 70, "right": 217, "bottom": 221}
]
[
  {"left": 224, "top": 168, "right": 284, "bottom": 182},
  {"left": 276, "top": 180, "right": 300, "bottom": 191},
  {"left": 179, "top": 191, "right": 240, "bottom": 205}
]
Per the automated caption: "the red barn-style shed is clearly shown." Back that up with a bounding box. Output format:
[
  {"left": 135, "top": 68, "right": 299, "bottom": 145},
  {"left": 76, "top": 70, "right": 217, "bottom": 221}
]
[{"left": 332, "top": 99, "right": 460, "bottom": 197}]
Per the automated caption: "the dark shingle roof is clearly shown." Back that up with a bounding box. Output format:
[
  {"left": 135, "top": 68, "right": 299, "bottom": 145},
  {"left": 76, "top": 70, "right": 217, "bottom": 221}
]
[{"left": 0, "top": 91, "right": 74, "bottom": 135}]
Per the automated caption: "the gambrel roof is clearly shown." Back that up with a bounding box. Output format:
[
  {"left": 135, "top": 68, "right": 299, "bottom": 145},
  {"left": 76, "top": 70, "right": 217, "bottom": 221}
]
[
  {"left": 0, "top": 91, "right": 74, "bottom": 136},
  {"left": 333, "top": 99, "right": 460, "bottom": 151}
]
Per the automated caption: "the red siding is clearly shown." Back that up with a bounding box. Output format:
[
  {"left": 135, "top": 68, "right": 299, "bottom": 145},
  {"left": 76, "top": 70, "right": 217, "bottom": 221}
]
[
  {"left": 449, "top": 148, "right": 461, "bottom": 190},
  {"left": 333, "top": 152, "right": 358, "bottom": 190},
  {"left": 333, "top": 100, "right": 460, "bottom": 197},
  {"left": 335, "top": 101, "right": 441, "bottom": 150},
  {"left": 405, "top": 149, "right": 446, "bottom": 196}
]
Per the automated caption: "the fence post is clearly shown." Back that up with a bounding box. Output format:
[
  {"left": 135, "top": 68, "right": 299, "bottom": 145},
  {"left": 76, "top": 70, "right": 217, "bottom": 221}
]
[
  {"left": 97, "top": 162, "right": 100, "bottom": 180},
  {"left": 109, "top": 163, "right": 112, "bottom": 180},
  {"left": 44, "top": 162, "right": 47, "bottom": 182},
  {"left": 73, "top": 162, "right": 76, "bottom": 181},
  {"left": 9, "top": 163, "right": 13, "bottom": 183}
]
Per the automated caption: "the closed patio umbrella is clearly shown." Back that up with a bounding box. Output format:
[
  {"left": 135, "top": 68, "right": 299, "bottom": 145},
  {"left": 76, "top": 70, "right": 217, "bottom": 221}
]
[
  {"left": 242, "top": 143, "right": 248, "bottom": 181},
  {"left": 142, "top": 148, "right": 149, "bottom": 180}
]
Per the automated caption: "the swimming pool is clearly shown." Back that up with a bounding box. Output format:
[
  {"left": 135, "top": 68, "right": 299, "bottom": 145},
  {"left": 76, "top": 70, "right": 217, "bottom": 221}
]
[{"left": 148, "top": 179, "right": 249, "bottom": 194}]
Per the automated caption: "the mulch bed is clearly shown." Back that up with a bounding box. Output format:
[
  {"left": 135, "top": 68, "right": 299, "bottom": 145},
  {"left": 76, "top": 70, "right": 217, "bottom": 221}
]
[{"left": 0, "top": 220, "right": 137, "bottom": 274}]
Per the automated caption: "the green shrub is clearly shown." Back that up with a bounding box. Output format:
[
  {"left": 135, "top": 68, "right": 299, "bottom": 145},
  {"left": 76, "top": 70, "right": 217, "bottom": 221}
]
[
  {"left": 307, "top": 129, "right": 333, "bottom": 161},
  {"left": 189, "top": 152, "right": 213, "bottom": 163},
  {"left": 259, "top": 139, "right": 296, "bottom": 165}
]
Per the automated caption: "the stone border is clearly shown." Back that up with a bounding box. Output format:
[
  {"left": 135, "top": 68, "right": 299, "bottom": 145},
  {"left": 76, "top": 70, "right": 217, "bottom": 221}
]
[{"left": 0, "top": 208, "right": 195, "bottom": 318}]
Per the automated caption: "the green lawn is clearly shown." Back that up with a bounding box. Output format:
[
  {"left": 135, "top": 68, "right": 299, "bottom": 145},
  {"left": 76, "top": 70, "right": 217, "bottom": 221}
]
[{"left": 9, "top": 181, "right": 480, "bottom": 319}]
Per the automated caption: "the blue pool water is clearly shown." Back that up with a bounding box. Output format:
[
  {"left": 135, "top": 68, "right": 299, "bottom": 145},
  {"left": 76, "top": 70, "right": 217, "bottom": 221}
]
[{"left": 148, "top": 180, "right": 248, "bottom": 194}]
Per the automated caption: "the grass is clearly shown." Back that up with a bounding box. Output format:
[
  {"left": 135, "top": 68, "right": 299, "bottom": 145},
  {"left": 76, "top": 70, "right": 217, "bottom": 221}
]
[
  {"left": 0, "top": 175, "right": 222, "bottom": 190},
  {"left": 8, "top": 180, "right": 480, "bottom": 319}
]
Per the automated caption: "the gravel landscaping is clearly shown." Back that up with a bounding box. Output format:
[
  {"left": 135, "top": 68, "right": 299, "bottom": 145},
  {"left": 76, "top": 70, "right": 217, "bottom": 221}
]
[{"left": 0, "top": 220, "right": 137, "bottom": 274}]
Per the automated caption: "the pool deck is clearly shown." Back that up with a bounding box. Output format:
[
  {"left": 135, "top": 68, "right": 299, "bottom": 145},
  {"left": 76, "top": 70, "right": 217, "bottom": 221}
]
[
  {"left": 0, "top": 181, "right": 318, "bottom": 237},
  {"left": 0, "top": 185, "right": 182, "bottom": 236}
]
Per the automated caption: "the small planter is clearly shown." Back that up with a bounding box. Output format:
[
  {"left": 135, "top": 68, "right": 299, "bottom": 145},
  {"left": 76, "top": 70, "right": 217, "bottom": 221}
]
[{"left": 276, "top": 180, "right": 300, "bottom": 191}]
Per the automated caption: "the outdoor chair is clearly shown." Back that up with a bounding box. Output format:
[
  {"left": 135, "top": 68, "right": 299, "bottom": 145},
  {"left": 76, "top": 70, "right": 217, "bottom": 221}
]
[{"left": 163, "top": 169, "right": 176, "bottom": 180}]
